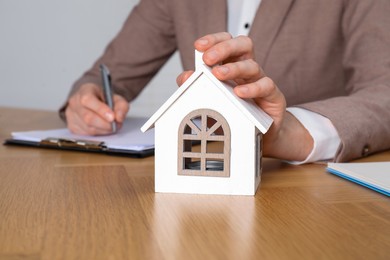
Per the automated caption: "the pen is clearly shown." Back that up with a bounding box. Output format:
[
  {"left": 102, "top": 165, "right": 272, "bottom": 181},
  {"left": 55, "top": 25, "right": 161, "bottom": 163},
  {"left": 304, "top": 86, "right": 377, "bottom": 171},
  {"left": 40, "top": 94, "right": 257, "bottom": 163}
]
[{"left": 99, "top": 64, "right": 117, "bottom": 133}]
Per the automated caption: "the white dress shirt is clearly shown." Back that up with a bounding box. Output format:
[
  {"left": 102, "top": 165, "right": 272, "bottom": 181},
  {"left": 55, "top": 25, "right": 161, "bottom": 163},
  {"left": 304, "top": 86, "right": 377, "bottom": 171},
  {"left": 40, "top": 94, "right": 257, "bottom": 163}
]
[{"left": 227, "top": 0, "right": 341, "bottom": 163}]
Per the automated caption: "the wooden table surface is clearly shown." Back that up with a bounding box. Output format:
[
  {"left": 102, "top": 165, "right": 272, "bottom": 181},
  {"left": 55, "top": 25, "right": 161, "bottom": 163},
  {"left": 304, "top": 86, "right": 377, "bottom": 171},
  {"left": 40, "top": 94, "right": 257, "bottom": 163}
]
[{"left": 0, "top": 106, "right": 389, "bottom": 260}]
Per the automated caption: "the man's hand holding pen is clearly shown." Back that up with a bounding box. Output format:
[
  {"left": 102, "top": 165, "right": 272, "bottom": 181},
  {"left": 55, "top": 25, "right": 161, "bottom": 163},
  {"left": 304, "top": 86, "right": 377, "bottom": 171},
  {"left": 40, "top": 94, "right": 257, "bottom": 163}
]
[{"left": 65, "top": 82, "right": 129, "bottom": 136}]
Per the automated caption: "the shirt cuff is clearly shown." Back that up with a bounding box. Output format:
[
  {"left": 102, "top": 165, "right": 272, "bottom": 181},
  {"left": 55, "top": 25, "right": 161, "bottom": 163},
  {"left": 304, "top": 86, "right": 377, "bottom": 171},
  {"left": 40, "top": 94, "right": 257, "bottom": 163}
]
[{"left": 286, "top": 107, "right": 341, "bottom": 165}]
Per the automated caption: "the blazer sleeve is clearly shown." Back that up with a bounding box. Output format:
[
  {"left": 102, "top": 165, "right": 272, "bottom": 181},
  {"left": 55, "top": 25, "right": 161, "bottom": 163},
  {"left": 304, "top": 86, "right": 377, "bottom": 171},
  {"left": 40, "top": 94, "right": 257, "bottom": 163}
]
[
  {"left": 298, "top": 0, "right": 390, "bottom": 162},
  {"left": 59, "top": 0, "right": 177, "bottom": 119}
]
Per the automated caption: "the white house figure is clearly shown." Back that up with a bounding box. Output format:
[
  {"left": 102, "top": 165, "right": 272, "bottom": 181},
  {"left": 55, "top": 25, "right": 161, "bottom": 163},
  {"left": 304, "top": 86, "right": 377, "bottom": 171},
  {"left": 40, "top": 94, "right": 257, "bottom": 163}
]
[{"left": 141, "top": 51, "right": 273, "bottom": 195}]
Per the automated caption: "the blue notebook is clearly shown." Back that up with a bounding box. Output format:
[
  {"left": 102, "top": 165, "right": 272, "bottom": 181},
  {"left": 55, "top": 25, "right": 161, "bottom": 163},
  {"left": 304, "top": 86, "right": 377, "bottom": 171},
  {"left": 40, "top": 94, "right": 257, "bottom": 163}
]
[{"left": 327, "top": 162, "right": 390, "bottom": 196}]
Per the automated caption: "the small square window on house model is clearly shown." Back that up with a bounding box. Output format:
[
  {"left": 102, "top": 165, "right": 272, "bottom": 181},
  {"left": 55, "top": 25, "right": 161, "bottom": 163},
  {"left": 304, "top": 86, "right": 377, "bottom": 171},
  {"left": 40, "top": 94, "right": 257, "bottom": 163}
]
[{"left": 141, "top": 50, "right": 273, "bottom": 195}]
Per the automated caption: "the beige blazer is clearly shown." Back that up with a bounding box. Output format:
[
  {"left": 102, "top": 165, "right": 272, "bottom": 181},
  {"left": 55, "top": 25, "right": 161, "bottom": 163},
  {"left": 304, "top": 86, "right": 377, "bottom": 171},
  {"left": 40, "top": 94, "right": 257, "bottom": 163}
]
[{"left": 65, "top": 0, "right": 390, "bottom": 162}]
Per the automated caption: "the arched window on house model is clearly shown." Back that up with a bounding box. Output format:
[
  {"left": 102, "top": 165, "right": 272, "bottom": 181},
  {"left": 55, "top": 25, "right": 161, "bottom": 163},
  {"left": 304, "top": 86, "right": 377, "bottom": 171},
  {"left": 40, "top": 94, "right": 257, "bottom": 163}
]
[{"left": 178, "top": 109, "right": 231, "bottom": 177}]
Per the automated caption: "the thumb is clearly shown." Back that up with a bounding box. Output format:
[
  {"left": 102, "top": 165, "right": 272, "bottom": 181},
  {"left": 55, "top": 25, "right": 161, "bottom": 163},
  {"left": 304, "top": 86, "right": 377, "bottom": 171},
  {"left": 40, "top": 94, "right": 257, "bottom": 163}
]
[{"left": 176, "top": 71, "right": 194, "bottom": 86}]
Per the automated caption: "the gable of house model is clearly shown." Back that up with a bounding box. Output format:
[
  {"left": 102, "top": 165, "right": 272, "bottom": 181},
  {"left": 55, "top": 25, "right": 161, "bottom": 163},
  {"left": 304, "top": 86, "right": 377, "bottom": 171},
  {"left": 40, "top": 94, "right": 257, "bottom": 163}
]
[{"left": 141, "top": 51, "right": 273, "bottom": 133}]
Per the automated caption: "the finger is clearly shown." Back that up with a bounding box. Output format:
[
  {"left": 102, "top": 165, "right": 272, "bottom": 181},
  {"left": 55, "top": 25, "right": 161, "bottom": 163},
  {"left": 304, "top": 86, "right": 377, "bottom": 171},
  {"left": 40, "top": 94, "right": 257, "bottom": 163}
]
[
  {"left": 66, "top": 106, "right": 100, "bottom": 135},
  {"left": 113, "top": 95, "right": 129, "bottom": 123},
  {"left": 66, "top": 83, "right": 117, "bottom": 135},
  {"left": 79, "top": 92, "right": 115, "bottom": 122},
  {"left": 234, "top": 77, "right": 279, "bottom": 101},
  {"left": 67, "top": 120, "right": 88, "bottom": 135},
  {"left": 70, "top": 106, "right": 114, "bottom": 135},
  {"left": 194, "top": 32, "right": 233, "bottom": 51},
  {"left": 211, "top": 59, "right": 263, "bottom": 82},
  {"left": 196, "top": 35, "right": 254, "bottom": 66},
  {"left": 176, "top": 71, "right": 194, "bottom": 86},
  {"left": 234, "top": 77, "right": 286, "bottom": 129},
  {"left": 79, "top": 108, "right": 114, "bottom": 132},
  {"left": 66, "top": 98, "right": 114, "bottom": 134},
  {"left": 68, "top": 118, "right": 100, "bottom": 136}
]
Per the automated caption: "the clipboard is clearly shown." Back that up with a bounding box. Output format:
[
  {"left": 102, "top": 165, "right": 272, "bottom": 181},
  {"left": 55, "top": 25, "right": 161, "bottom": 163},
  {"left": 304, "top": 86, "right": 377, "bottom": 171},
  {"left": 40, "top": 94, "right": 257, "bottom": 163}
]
[{"left": 4, "top": 117, "right": 154, "bottom": 158}]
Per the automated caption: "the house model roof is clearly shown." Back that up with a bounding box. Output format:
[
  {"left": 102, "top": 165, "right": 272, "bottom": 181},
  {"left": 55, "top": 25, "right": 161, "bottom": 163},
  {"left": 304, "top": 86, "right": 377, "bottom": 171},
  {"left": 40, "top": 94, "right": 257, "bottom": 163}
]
[{"left": 141, "top": 50, "right": 273, "bottom": 133}]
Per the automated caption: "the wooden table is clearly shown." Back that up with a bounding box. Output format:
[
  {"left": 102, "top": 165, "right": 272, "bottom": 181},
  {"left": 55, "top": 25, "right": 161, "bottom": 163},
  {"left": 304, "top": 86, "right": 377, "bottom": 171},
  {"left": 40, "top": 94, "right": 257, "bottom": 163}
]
[{"left": 0, "top": 107, "right": 389, "bottom": 260}]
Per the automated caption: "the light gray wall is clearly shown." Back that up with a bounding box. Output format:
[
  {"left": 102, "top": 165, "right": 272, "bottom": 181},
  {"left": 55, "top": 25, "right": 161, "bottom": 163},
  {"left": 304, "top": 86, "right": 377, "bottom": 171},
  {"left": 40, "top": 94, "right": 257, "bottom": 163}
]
[{"left": 0, "top": 0, "right": 180, "bottom": 117}]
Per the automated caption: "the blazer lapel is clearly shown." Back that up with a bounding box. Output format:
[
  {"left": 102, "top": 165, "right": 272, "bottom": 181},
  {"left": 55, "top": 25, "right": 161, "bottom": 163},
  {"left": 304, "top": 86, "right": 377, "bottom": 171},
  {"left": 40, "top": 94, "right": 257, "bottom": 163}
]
[{"left": 249, "top": 0, "right": 295, "bottom": 65}]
